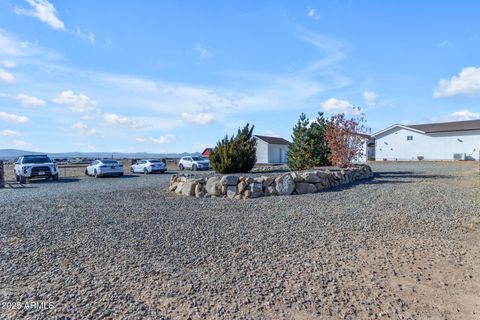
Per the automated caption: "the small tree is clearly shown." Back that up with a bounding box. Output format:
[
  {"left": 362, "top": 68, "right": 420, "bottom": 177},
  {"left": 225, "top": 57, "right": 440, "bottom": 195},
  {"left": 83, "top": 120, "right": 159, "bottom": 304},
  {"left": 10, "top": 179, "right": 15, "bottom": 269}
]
[
  {"left": 325, "top": 111, "right": 369, "bottom": 168},
  {"left": 287, "top": 113, "right": 315, "bottom": 171},
  {"left": 210, "top": 124, "right": 257, "bottom": 174},
  {"left": 307, "top": 112, "right": 330, "bottom": 166},
  {"left": 288, "top": 112, "right": 331, "bottom": 171}
]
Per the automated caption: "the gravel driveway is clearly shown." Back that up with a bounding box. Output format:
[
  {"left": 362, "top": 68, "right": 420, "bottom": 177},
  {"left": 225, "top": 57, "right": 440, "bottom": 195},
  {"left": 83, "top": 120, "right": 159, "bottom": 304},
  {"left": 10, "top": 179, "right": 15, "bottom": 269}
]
[{"left": 1, "top": 163, "right": 479, "bottom": 319}]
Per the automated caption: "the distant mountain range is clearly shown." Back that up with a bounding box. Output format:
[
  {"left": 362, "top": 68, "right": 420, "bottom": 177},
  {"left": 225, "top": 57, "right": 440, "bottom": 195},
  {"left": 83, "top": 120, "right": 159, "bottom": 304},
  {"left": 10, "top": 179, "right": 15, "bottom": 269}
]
[{"left": 0, "top": 149, "right": 200, "bottom": 160}]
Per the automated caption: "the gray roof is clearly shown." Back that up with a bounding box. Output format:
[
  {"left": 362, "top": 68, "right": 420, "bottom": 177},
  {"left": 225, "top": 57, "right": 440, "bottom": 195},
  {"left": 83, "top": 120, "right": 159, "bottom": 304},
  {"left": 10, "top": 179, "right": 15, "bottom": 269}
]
[
  {"left": 407, "top": 119, "right": 480, "bottom": 133},
  {"left": 254, "top": 135, "right": 289, "bottom": 145}
]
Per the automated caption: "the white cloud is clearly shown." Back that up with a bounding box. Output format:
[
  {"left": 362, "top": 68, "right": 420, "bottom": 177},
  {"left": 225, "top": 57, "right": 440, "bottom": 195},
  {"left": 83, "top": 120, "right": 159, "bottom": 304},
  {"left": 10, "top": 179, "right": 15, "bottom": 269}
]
[
  {"left": 320, "top": 98, "right": 362, "bottom": 115},
  {"left": 0, "top": 60, "right": 16, "bottom": 68},
  {"left": 434, "top": 66, "right": 480, "bottom": 98},
  {"left": 53, "top": 90, "right": 98, "bottom": 113},
  {"left": 0, "top": 68, "right": 15, "bottom": 83},
  {"left": 0, "top": 30, "right": 31, "bottom": 57},
  {"left": 0, "top": 129, "right": 21, "bottom": 137},
  {"left": 0, "top": 111, "right": 28, "bottom": 124},
  {"left": 307, "top": 8, "right": 320, "bottom": 20},
  {"left": 103, "top": 113, "right": 142, "bottom": 128},
  {"left": 149, "top": 134, "right": 176, "bottom": 144},
  {"left": 16, "top": 93, "right": 46, "bottom": 107},
  {"left": 135, "top": 137, "right": 147, "bottom": 143},
  {"left": 363, "top": 91, "right": 379, "bottom": 106},
  {"left": 295, "top": 29, "right": 346, "bottom": 73},
  {"left": 181, "top": 112, "right": 216, "bottom": 125},
  {"left": 439, "top": 40, "right": 454, "bottom": 48},
  {"left": 73, "top": 27, "right": 95, "bottom": 44},
  {"left": 14, "top": 0, "right": 65, "bottom": 30},
  {"left": 72, "top": 122, "right": 98, "bottom": 136},
  {"left": 450, "top": 110, "right": 480, "bottom": 121},
  {"left": 195, "top": 43, "right": 211, "bottom": 60},
  {"left": 13, "top": 139, "right": 32, "bottom": 148}
]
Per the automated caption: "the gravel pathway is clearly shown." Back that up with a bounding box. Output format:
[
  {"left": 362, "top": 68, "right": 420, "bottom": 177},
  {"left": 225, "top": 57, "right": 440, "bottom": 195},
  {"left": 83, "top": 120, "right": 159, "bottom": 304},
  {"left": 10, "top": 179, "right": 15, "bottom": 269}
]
[{"left": 1, "top": 162, "right": 479, "bottom": 319}]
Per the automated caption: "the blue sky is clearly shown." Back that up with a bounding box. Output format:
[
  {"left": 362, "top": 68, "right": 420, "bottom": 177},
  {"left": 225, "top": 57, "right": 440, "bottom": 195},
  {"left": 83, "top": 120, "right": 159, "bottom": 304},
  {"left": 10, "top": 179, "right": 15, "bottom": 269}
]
[{"left": 1, "top": 0, "right": 480, "bottom": 153}]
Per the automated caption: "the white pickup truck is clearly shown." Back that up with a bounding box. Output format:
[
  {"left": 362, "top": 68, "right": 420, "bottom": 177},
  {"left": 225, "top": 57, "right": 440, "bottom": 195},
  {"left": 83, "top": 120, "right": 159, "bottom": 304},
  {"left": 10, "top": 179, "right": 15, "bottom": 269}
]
[{"left": 14, "top": 155, "right": 59, "bottom": 184}]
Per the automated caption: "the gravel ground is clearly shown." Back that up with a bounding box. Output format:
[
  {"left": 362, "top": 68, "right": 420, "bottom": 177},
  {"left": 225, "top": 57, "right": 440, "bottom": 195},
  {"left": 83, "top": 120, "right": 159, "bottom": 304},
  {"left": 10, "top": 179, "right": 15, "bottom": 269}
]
[{"left": 1, "top": 162, "right": 479, "bottom": 319}]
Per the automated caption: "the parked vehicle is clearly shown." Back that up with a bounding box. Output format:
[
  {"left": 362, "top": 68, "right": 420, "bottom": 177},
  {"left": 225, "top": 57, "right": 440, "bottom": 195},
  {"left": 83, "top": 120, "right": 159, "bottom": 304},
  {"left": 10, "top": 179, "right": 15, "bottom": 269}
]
[
  {"left": 14, "top": 155, "right": 59, "bottom": 184},
  {"left": 130, "top": 159, "right": 166, "bottom": 174},
  {"left": 178, "top": 156, "right": 211, "bottom": 171},
  {"left": 85, "top": 159, "right": 124, "bottom": 178}
]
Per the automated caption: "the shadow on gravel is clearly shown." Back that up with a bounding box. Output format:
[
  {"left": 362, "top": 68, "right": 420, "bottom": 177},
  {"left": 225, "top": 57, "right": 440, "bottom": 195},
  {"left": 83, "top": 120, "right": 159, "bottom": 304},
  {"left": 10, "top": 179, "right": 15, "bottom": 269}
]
[
  {"left": 26, "top": 178, "right": 81, "bottom": 184},
  {"left": 374, "top": 172, "right": 453, "bottom": 180}
]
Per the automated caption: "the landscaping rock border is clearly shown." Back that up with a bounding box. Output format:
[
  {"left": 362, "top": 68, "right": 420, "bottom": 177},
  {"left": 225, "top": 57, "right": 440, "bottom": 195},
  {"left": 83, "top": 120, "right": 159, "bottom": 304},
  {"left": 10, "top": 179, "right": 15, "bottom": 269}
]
[{"left": 169, "top": 164, "right": 373, "bottom": 199}]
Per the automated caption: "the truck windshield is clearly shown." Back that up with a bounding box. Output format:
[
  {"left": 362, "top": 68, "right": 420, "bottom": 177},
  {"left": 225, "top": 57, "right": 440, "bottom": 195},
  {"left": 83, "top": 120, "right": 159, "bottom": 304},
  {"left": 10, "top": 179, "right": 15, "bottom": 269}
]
[{"left": 22, "top": 156, "right": 52, "bottom": 164}]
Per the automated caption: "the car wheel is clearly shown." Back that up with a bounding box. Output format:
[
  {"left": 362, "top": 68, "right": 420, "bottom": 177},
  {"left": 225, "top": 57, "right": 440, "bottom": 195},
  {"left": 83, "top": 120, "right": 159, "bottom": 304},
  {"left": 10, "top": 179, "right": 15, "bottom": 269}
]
[
  {"left": 85, "top": 169, "right": 89, "bottom": 176},
  {"left": 19, "top": 175, "right": 26, "bottom": 184},
  {"left": 15, "top": 173, "right": 19, "bottom": 182},
  {"left": 52, "top": 173, "right": 59, "bottom": 181},
  {"left": 144, "top": 168, "right": 149, "bottom": 175},
  {"left": 161, "top": 170, "right": 166, "bottom": 174},
  {"left": 94, "top": 169, "right": 100, "bottom": 178},
  {"left": 192, "top": 164, "right": 197, "bottom": 171},
  {"left": 130, "top": 167, "right": 134, "bottom": 173},
  {"left": 119, "top": 172, "right": 124, "bottom": 177},
  {"left": 179, "top": 164, "right": 184, "bottom": 170}
]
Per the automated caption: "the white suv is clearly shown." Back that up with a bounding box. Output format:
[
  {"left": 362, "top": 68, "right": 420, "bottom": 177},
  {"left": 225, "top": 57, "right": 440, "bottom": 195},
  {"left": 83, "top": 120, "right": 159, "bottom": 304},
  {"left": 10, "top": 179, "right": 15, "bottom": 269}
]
[
  {"left": 14, "top": 155, "right": 59, "bottom": 184},
  {"left": 178, "top": 156, "right": 211, "bottom": 171}
]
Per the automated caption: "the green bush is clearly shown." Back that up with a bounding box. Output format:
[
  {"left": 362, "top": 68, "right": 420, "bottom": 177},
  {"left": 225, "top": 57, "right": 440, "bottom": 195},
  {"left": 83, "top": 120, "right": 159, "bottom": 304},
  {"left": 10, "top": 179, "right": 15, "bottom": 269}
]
[{"left": 210, "top": 124, "right": 257, "bottom": 174}]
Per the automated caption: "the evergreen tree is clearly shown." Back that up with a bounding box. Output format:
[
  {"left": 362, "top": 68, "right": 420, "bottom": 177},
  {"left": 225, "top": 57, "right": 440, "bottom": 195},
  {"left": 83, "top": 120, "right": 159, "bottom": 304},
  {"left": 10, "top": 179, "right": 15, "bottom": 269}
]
[
  {"left": 287, "top": 113, "right": 315, "bottom": 170},
  {"left": 307, "top": 112, "right": 330, "bottom": 166},
  {"left": 210, "top": 124, "right": 257, "bottom": 174}
]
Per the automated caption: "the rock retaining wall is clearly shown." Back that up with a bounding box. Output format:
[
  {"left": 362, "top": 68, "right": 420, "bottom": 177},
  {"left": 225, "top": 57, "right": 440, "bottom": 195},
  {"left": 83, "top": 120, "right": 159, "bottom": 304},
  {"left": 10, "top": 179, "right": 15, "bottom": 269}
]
[
  {"left": 169, "top": 165, "right": 373, "bottom": 199},
  {"left": 0, "top": 161, "right": 4, "bottom": 188}
]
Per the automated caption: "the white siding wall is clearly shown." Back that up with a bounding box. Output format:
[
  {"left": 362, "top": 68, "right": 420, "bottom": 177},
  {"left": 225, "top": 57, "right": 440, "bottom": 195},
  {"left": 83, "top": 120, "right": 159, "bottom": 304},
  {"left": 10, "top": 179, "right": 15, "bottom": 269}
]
[
  {"left": 375, "top": 127, "right": 480, "bottom": 161},
  {"left": 267, "top": 144, "right": 289, "bottom": 163},
  {"left": 255, "top": 139, "right": 269, "bottom": 164}
]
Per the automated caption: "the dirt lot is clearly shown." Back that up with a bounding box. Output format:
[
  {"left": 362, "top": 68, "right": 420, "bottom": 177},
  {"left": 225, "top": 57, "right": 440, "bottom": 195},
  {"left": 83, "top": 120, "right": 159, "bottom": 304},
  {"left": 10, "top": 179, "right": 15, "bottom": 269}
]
[{"left": 0, "top": 162, "right": 479, "bottom": 319}]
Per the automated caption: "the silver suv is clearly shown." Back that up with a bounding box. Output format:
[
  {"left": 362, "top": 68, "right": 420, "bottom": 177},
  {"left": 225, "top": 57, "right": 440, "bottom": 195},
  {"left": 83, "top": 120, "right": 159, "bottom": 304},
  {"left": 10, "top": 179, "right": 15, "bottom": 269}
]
[
  {"left": 178, "top": 156, "right": 211, "bottom": 171},
  {"left": 14, "top": 155, "right": 59, "bottom": 184}
]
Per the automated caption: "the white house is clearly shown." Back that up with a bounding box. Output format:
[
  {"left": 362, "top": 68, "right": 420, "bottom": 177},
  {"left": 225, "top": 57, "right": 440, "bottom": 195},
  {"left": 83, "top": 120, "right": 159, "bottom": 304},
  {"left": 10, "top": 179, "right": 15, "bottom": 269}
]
[
  {"left": 372, "top": 119, "right": 480, "bottom": 161},
  {"left": 254, "top": 135, "right": 289, "bottom": 164}
]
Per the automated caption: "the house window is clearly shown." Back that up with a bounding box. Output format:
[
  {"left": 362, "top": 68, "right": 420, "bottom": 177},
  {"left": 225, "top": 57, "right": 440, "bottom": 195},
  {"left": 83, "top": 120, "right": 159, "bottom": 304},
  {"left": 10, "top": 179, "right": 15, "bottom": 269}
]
[{"left": 407, "top": 136, "right": 413, "bottom": 141}]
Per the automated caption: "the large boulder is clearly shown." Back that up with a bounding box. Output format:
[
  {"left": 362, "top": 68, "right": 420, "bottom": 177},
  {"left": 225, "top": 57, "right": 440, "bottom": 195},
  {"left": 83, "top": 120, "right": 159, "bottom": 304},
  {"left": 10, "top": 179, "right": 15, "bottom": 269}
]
[
  {"left": 264, "top": 185, "right": 276, "bottom": 196},
  {"left": 248, "top": 182, "right": 263, "bottom": 198},
  {"left": 301, "top": 172, "right": 321, "bottom": 183},
  {"left": 195, "top": 183, "right": 205, "bottom": 198},
  {"left": 295, "top": 182, "right": 317, "bottom": 194},
  {"left": 181, "top": 181, "right": 197, "bottom": 196},
  {"left": 275, "top": 174, "right": 295, "bottom": 195},
  {"left": 169, "top": 181, "right": 179, "bottom": 191},
  {"left": 226, "top": 185, "right": 237, "bottom": 199},
  {"left": 290, "top": 172, "right": 304, "bottom": 182},
  {"left": 262, "top": 176, "right": 274, "bottom": 187},
  {"left": 220, "top": 175, "right": 239, "bottom": 186},
  {"left": 205, "top": 176, "right": 222, "bottom": 196},
  {"left": 237, "top": 180, "right": 247, "bottom": 194},
  {"left": 174, "top": 182, "right": 185, "bottom": 194}
]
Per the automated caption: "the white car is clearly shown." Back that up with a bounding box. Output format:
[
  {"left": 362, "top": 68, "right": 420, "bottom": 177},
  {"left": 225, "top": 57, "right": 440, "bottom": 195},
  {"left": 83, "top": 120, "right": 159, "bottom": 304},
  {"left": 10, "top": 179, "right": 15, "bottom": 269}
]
[
  {"left": 85, "top": 159, "right": 124, "bottom": 178},
  {"left": 178, "top": 156, "right": 211, "bottom": 171},
  {"left": 130, "top": 159, "right": 166, "bottom": 174},
  {"left": 14, "top": 154, "right": 59, "bottom": 184}
]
